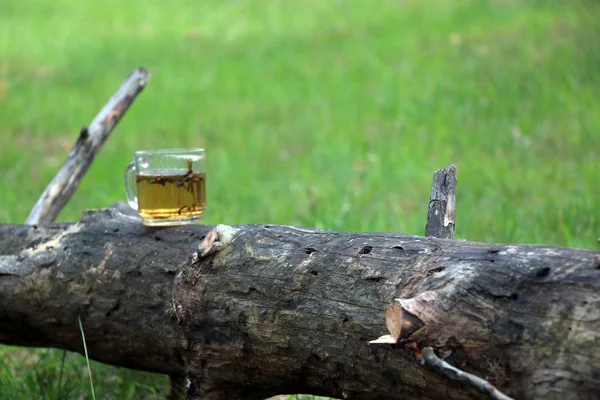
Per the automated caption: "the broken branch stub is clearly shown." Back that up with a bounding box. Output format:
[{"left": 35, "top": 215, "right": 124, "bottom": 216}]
[
  {"left": 369, "top": 301, "right": 402, "bottom": 344},
  {"left": 198, "top": 224, "right": 240, "bottom": 257},
  {"left": 425, "top": 164, "right": 457, "bottom": 239},
  {"left": 373, "top": 162, "right": 512, "bottom": 400}
]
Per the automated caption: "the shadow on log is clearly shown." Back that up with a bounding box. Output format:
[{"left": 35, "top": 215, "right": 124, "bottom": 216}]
[{"left": 1, "top": 209, "right": 599, "bottom": 399}]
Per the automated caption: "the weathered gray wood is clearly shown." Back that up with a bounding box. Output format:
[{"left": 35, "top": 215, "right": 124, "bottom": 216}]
[
  {"left": 25, "top": 67, "right": 150, "bottom": 225},
  {"left": 425, "top": 164, "right": 457, "bottom": 239},
  {"left": 1, "top": 209, "right": 600, "bottom": 400}
]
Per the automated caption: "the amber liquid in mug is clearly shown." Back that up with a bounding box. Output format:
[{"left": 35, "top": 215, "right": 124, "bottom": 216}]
[{"left": 136, "top": 170, "right": 206, "bottom": 222}]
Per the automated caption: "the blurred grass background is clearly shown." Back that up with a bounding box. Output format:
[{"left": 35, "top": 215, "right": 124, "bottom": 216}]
[{"left": 1, "top": 0, "right": 599, "bottom": 398}]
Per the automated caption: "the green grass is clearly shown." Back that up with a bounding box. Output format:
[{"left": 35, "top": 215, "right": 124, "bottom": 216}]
[
  {"left": 1, "top": 0, "right": 599, "bottom": 398},
  {"left": 78, "top": 316, "right": 96, "bottom": 400}
]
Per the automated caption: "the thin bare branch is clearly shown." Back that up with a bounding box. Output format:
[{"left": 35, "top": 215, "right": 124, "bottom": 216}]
[
  {"left": 25, "top": 67, "right": 150, "bottom": 225},
  {"left": 420, "top": 347, "right": 514, "bottom": 400}
]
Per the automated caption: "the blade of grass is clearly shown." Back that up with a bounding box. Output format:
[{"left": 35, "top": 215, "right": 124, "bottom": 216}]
[
  {"left": 56, "top": 350, "right": 66, "bottom": 400},
  {"left": 32, "top": 364, "right": 48, "bottom": 400},
  {"left": 78, "top": 316, "right": 96, "bottom": 400}
]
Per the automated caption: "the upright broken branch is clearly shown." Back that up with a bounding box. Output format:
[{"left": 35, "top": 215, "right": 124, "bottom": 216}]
[
  {"left": 425, "top": 164, "right": 457, "bottom": 239},
  {"left": 25, "top": 67, "right": 150, "bottom": 225}
]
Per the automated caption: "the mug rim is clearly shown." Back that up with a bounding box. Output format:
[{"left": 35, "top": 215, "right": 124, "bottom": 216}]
[{"left": 134, "top": 148, "right": 205, "bottom": 156}]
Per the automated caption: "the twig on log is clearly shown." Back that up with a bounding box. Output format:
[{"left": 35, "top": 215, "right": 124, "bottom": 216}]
[
  {"left": 425, "top": 164, "right": 457, "bottom": 239},
  {"left": 418, "top": 347, "right": 515, "bottom": 400},
  {"left": 25, "top": 67, "right": 150, "bottom": 225}
]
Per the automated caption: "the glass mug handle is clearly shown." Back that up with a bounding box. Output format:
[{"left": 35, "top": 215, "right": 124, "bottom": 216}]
[{"left": 124, "top": 162, "right": 138, "bottom": 210}]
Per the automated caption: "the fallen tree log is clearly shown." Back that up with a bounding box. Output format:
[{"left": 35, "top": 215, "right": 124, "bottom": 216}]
[{"left": 1, "top": 209, "right": 599, "bottom": 399}]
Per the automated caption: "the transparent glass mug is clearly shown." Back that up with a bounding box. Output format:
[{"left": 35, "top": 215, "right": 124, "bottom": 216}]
[{"left": 124, "top": 148, "right": 207, "bottom": 226}]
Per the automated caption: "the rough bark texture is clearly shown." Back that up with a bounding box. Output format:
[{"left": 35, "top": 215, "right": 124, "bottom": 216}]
[
  {"left": 1, "top": 209, "right": 600, "bottom": 400},
  {"left": 25, "top": 67, "right": 150, "bottom": 225},
  {"left": 425, "top": 164, "right": 457, "bottom": 239}
]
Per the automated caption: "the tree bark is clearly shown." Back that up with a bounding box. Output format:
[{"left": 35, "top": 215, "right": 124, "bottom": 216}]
[{"left": 1, "top": 209, "right": 599, "bottom": 400}]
